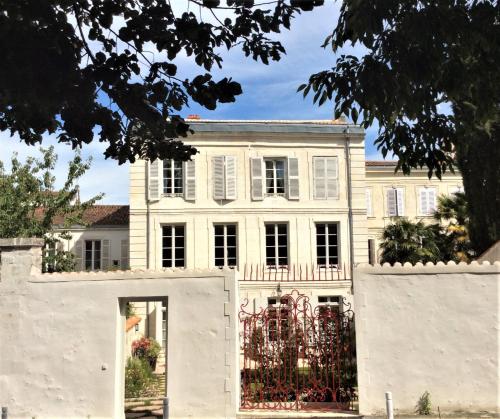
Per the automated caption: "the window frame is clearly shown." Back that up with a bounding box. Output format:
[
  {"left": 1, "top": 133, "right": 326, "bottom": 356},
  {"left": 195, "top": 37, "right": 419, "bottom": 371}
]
[
  {"left": 265, "top": 223, "right": 289, "bottom": 268},
  {"left": 163, "top": 159, "right": 184, "bottom": 196},
  {"left": 161, "top": 224, "right": 186, "bottom": 268},
  {"left": 419, "top": 187, "right": 437, "bottom": 216},
  {"left": 315, "top": 223, "right": 340, "bottom": 268},
  {"left": 213, "top": 223, "right": 238, "bottom": 268},
  {"left": 264, "top": 158, "right": 286, "bottom": 197},
  {"left": 84, "top": 239, "right": 102, "bottom": 271},
  {"left": 386, "top": 187, "right": 405, "bottom": 217}
]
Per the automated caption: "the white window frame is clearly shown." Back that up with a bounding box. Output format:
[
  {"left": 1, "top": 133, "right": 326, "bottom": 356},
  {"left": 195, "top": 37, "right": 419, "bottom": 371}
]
[
  {"left": 163, "top": 159, "right": 184, "bottom": 196},
  {"left": 313, "top": 156, "right": 339, "bottom": 200},
  {"left": 419, "top": 187, "right": 437, "bottom": 216},
  {"left": 315, "top": 223, "right": 340, "bottom": 267},
  {"left": 161, "top": 225, "right": 185, "bottom": 268},
  {"left": 264, "top": 158, "right": 286, "bottom": 196},
  {"left": 84, "top": 240, "right": 101, "bottom": 271},
  {"left": 265, "top": 223, "right": 288, "bottom": 268},
  {"left": 214, "top": 224, "right": 238, "bottom": 268},
  {"left": 386, "top": 187, "right": 405, "bottom": 217}
]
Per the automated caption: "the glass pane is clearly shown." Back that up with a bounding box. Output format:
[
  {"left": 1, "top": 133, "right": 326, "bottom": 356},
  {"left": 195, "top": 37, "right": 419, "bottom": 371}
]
[
  {"left": 317, "top": 234, "right": 326, "bottom": 246},
  {"left": 227, "top": 257, "right": 237, "bottom": 266},
  {"left": 174, "top": 258, "right": 184, "bottom": 267},
  {"left": 265, "top": 161, "right": 273, "bottom": 170},
  {"left": 94, "top": 258, "right": 101, "bottom": 270},
  {"left": 175, "top": 236, "right": 184, "bottom": 248},
  {"left": 227, "top": 235, "right": 236, "bottom": 247},
  {"left": 85, "top": 241, "right": 92, "bottom": 251},
  {"left": 266, "top": 246, "right": 275, "bottom": 258},
  {"left": 266, "top": 177, "right": 274, "bottom": 193},
  {"left": 162, "top": 259, "right": 172, "bottom": 268},
  {"left": 266, "top": 234, "right": 275, "bottom": 247},
  {"left": 278, "top": 257, "right": 288, "bottom": 266},
  {"left": 215, "top": 258, "right": 225, "bottom": 267},
  {"left": 215, "top": 236, "right": 224, "bottom": 247},
  {"left": 265, "top": 224, "right": 274, "bottom": 235},
  {"left": 214, "top": 225, "right": 223, "bottom": 236},
  {"left": 277, "top": 224, "right": 287, "bottom": 235},
  {"left": 176, "top": 226, "right": 184, "bottom": 235},
  {"left": 317, "top": 246, "right": 326, "bottom": 257},
  {"left": 226, "top": 225, "right": 236, "bottom": 236},
  {"left": 163, "top": 248, "right": 172, "bottom": 262},
  {"left": 215, "top": 247, "right": 224, "bottom": 259},
  {"left": 278, "top": 246, "right": 287, "bottom": 258},
  {"left": 227, "top": 246, "right": 236, "bottom": 259},
  {"left": 163, "top": 226, "right": 172, "bottom": 236},
  {"left": 316, "top": 224, "right": 325, "bottom": 234},
  {"left": 176, "top": 247, "right": 184, "bottom": 260},
  {"left": 162, "top": 237, "right": 171, "bottom": 248}
]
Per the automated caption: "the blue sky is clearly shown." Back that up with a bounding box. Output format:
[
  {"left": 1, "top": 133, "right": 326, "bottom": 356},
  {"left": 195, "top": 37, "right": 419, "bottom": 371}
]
[{"left": 0, "top": 1, "right": 382, "bottom": 204}]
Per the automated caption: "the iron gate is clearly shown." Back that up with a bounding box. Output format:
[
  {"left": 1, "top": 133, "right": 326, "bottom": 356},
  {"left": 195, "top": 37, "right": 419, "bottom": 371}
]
[{"left": 239, "top": 290, "right": 356, "bottom": 411}]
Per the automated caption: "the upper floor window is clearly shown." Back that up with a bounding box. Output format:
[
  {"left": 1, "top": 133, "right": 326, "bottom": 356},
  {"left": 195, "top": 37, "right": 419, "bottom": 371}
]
[
  {"left": 163, "top": 159, "right": 183, "bottom": 195},
  {"left": 316, "top": 223, "right": 339, "bottom": 267},
  {"left": 265, "top": 159, "right": 286, "bottom": 196},
  {"left": 85, "top": 240, "right": 101, "bottom": 270},
  {"left": 386, "top": 187, "right": 404, "bottom": 216},
  {"left": 212, "top": 156, "right": 237, "bottom": 201},
  {"left": 214, "top": 224, "right": 237, "bottom": 268},
  {"left": 162, "top": 225, "right": 185, "bottom": 268},
  {"left": 265, "top": 223, "right": 288, "bottom": 267},
  {"left": 313, "top": 157, "right": 339, "bottom": 199},
  {"left": 419, "top": 187, "right": 437, "bottom": 215}
]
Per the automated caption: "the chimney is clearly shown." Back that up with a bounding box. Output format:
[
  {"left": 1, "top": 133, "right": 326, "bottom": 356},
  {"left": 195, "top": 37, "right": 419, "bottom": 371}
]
[{"left": 187, "top": 114, "right": 201, "bottom": 120}]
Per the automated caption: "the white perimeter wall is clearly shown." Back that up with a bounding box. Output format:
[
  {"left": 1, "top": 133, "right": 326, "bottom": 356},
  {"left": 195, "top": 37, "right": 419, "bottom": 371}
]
[
  {"left": 0, "top": 239, "right": 239, "bottom": 419},
  {"left": 354, "top": 262, "right": 500, "bottom": 415}
]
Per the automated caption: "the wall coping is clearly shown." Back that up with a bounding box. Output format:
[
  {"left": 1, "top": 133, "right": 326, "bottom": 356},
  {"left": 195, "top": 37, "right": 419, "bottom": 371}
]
[
  {"left": 0, "top": 237, "right": 45, "bottom": 248},
  {"left": 356, "top": 261, "right": 500, "bottom": 275}
]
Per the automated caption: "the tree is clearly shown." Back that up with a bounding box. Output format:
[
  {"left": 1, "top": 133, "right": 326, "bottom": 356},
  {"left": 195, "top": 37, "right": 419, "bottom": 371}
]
[
  {"left": 379, "top": 218, "right": 442, "bottom": 265},
  {"left": 300, "top": 0, "right": 499, "bottom": 255},
  {"left": 0, "top": 147, "right": 103, "bottom": 271},
  {"left": 0, "top": 0, "right": 323, "bottom": 164}
]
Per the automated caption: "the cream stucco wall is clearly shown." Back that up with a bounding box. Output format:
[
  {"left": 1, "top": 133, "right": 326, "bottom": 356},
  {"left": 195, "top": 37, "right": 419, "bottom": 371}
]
[
  {"left": 354, "top": 262, "right": 500, "bottom": 415},
  {"left": 130, "top": 121, "right": 368, "bottom": 275},
  {"left": 365, "top": 167, "right": 463, "bottom": 262},
  {"left": 0, "top": 239, "right": 239, "bottom": 419}
]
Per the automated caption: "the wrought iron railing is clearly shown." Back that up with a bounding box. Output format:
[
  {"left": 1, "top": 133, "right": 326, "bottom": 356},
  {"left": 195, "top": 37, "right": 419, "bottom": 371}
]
[{"left": 240, "top": 263, "right": 350, "bottom": 282}]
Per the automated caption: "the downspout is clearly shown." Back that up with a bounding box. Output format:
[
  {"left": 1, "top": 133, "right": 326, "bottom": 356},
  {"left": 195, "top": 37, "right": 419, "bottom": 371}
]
[
  {"left": 344, "top": 127, "right": 355, "bottom": 280},
  {"left": 146, "top": 162, "right": 151, "bottom": 270}
]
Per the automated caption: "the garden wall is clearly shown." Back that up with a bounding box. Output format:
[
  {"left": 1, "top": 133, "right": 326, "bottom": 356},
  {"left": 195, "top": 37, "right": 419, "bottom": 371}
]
[
  {"left": 0, "top": 238, "right": 239, "bottom": 419},
  {"left": 354, "top": 262, "right": 500, "bottom": 416}
]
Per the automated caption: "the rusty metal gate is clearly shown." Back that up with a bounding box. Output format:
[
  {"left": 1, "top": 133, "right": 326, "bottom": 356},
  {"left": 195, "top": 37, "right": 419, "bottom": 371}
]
[{"left": 239, "top": 290, "right": 356, "bottom": 411}]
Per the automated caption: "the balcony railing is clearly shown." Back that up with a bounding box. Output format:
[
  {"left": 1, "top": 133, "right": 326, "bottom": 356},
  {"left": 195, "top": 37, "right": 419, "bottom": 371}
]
[{"left": 240, "top": 263, "right": 349, "bottom": 282}]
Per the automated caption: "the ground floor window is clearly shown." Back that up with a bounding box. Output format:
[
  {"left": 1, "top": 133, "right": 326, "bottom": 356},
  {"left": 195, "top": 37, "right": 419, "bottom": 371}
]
[
  {"left": 85, "top": 240, "right": 101, "bottom": 270},
  {"left": 265, "top": 223, "right": 288, "bottom": 267},
  {"left": 316, "top": 223, "right": 339, "bottom": 267},
  {"left": 214, "top": 224, "right": 237, "bottom": 268},
  {"left": 162, "top": 225, "right": 185, "bottom": 268}
]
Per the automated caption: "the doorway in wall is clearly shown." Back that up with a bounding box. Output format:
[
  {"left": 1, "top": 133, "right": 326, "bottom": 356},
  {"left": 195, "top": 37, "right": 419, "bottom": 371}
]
[{"left": 122, "top": 297, "right": 168, "bottom": 419}]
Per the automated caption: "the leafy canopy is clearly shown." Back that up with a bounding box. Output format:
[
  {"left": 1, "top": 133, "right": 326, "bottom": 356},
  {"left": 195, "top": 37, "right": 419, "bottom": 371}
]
[
  {"left": 0, "top": 147, "right": 103, "bottom": 271},
  {"left": 0, "top": 0, "right": 322, "bottom": 164}
]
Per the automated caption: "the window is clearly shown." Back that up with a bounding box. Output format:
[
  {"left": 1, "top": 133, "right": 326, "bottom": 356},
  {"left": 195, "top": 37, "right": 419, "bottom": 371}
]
[
  {"left": 214, "top": 224, "right": 237, "bottom": 268},
  {"left": 162, "top": 225, "right": 185, "bottom": 268},
  {"left": 386, "top": 187, "right": 404, "bottom": 216},
  {"left": 316, "top": 223, "right": 339, "bottom": 267},
  {"left": 163, "top": 159, "right": 183, "bottom": 195},
  {"left": 313, "top": 157, "right": 339, "bottom": 199},
  {"left": 265, "top": 159, "right": 286, "bottom": 196},
  {"left": 419, "top": 187, "right": 437, "bottom": 215},
  {"left": 265, "top": 223, "right": 288, "bottom": 267},
  {"left": 85, "top": 240, "right": 101, "bottom": 270},
  {"left": 267, "top": 297, "right": 290, "bottom": 341},
  {"left": 212, "top": 156, "right": 237, "bottom": 200},
  {"left": 162, "top": 303, "right": 167, "bottom": 349}
]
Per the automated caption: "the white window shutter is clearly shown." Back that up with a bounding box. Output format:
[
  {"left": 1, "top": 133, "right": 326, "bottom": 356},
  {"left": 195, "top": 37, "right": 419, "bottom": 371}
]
[
  {"left": 101, "top": 239, "right": 110, "bottom": 270},
  {"left": 326, "top": 157, "right": 339, "bottom": 198},
  {"left": 225, "top": 156, "right": 237, "bottom": 200},
  {"left": 74, "top": 239, "right": 83, "bottom": 271},
  {"left": 287, "top": 157, "right": 299, "bottom": 200},
  {"left": 120, "top": 239, "right": 129, "bottom": 269},
  {"left": 148, "top": 159, "right": 161, "bottom": 202},
  {"left": 251, "top": 157, "right": 264, "bottom": 201},
  {"left": 184, "top": 160, "right": 196, "bottom": 201},
  {"left": 387, "top": 189, "right": 397, "bottom": 216},
  {"left": 420, "top": 189, "right": 428, "bottom": 214},
  {"left": 366, "top": 189, "right": 373, "bottom": 217},
  {"left": 313, "top": 157, "right": 326, "bottom": 199},
  {"left": 428, "top": 189, "right": 436, "bottom": 213},
  {"left": 212, "top": 156, "right": 225, "bottom": 200},
  {"left": 396, "top": 188, "right": 405, "bottom": 216}
]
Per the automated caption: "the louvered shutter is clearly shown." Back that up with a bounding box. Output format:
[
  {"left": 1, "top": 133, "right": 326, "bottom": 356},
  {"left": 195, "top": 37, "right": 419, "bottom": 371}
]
[
  {"left": 387, "top": 189, "right": 397, "bottom": 216},
  {"left": 287, "top": 157, "right": 299, "bottom": 200},
  {"left": 120, "top": 239, "right": 129, "bottom": 269},
  {"left": 74, "top": 239, "right": 83, "bottom": 271},
  {"left": 326, "top": 157, "right": 339, "bottom": 198},
  {"left": 428, "top": 189, "right": 436, "bottom": 213},
  {"left": 251, "top": 157, "right": 264, "bottom": 201},
  {"left": 101, "top": 239, "right": 110, "bottom": 270},
  {"left": 313, "top": 157, "right": 326, "bottom": 199},
  {"left": 420, "top": 189, "right": 428, "bottom": 215},
  {"left": 396, "top": 188, "right": 405, "bottom": 216},
  {"left": 184, "top": 160, "right": 196, "bottom": 201},
  {"left": 366, "top": 189, "right": 373, "bottom": 217},
  {"left": 148, "top": 159, "right": 161, "bottom": 202},
  {"left": 212, "top": 156, "right": 225, "bottom": 200},
  {"left": 225, "top": 156, "right": 237, "bottom": 200}
]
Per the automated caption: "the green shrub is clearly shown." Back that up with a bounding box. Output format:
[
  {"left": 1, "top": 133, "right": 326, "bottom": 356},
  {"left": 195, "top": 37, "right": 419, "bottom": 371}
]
[
  {"left": 125, "top": 357, "right": 153, "bottom": 398},
  {"left": 416, "top": 391, "right": 432, "bottom": 415}
]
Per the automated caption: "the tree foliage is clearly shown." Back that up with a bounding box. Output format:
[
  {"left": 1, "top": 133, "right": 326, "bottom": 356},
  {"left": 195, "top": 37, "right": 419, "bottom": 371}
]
[
  {"left": 300, "top": 0, "right": 499, "bottom": 255},
  {"left": 0, "top": 0, "right": 322, "bottom": 164},
  {"left": 0, "top": 147, "right": 103, "bottom": 271}
]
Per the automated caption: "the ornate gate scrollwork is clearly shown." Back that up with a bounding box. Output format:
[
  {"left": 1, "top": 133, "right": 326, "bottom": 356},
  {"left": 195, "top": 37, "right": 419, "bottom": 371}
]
[{"left": 239, "top": 290, "right": 356, "bottom": 411}]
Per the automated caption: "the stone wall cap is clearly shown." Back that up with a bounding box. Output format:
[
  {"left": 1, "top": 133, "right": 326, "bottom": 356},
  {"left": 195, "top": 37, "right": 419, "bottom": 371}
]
[
  {"left": 0, "top": 237, "right": 45, "bottom": 248},
  {"left": 356, "top": 260, "right": 500, "bottom": 275}
]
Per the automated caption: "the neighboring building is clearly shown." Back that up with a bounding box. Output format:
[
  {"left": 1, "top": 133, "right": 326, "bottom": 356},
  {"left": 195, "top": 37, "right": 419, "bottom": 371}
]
[
  {"left": 365, "top": 161, "right": 463, "bottom": 263},
  {"left": 54, "top": 205, "right": 130, "bottom": 271}
]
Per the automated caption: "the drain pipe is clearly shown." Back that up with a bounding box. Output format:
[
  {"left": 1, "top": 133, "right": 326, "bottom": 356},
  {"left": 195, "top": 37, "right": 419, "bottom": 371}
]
[
  {"left": 344, "top": 127, "right": 355, "bottom": 280},
  {"left": 386, "top": 392, "right": 394, "bottom": 419}
]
